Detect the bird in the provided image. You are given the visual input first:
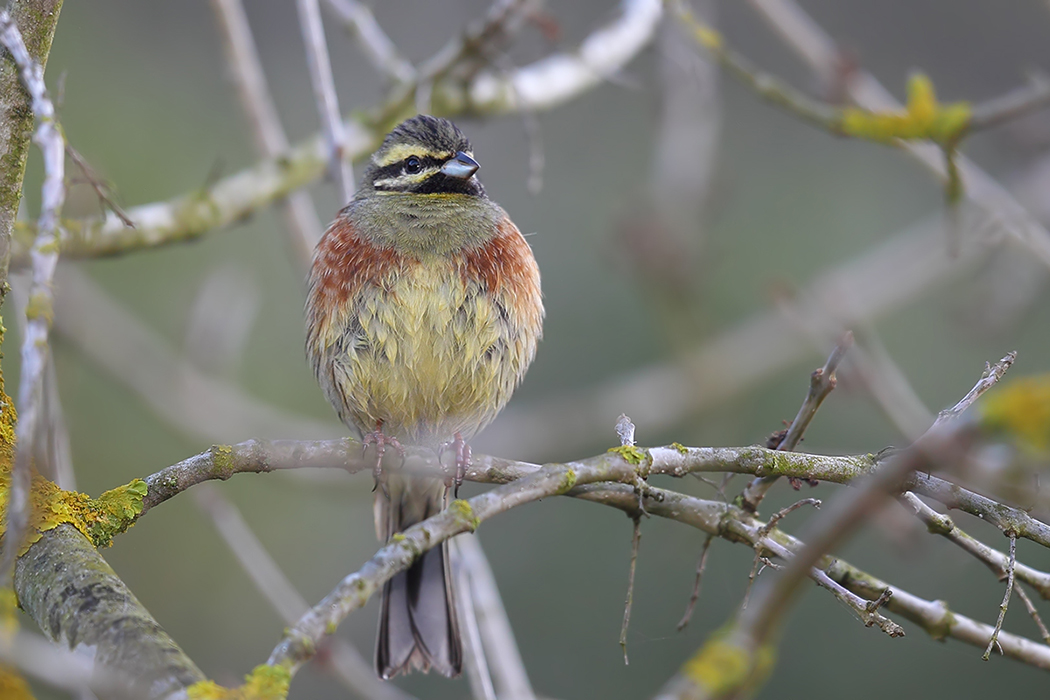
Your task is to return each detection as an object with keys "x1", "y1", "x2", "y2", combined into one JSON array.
[{"x1": 304, "y1": 115, "x2": 544, "y2": 679}]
